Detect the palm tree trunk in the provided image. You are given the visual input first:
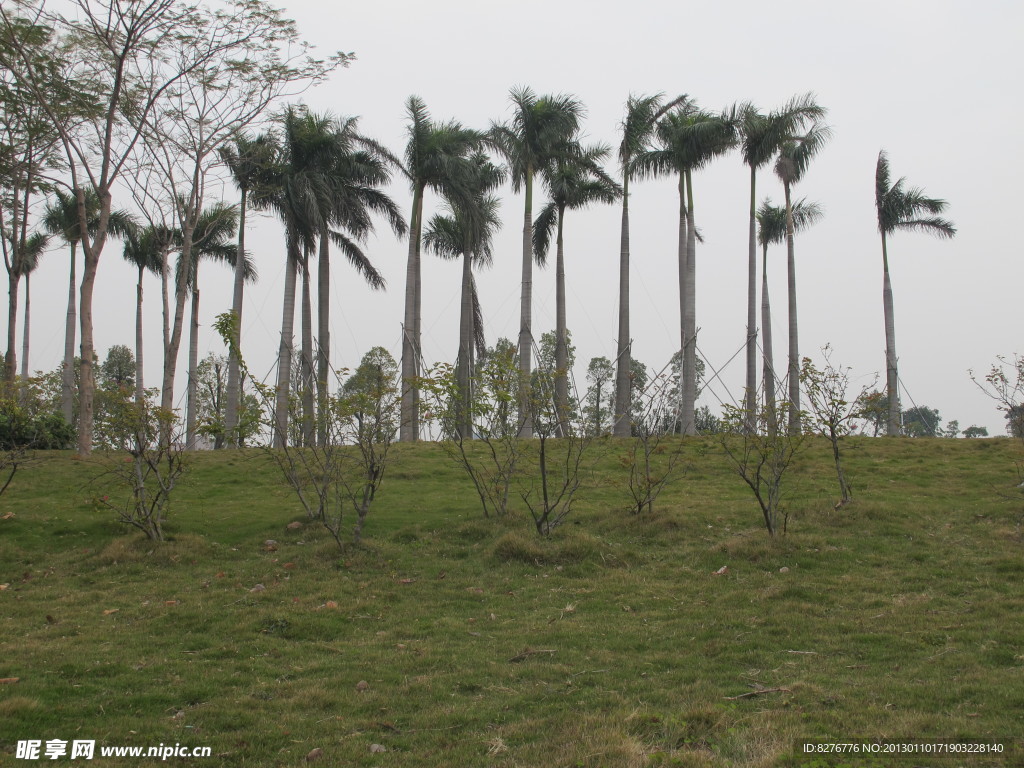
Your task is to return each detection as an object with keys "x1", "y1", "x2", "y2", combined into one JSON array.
[
  {"x1": 761, "y1": 242, "x2": 777, "y2": 434},
  {"x1": 75, "y1": 185, "x2": 111, "y2": 456},
  {"x1": 456, "y1": 245, "x2": 474, "y2": 439},
  {"x1": 5, "y1": 272, "x2": 20, "y2": 382},
  {"x1": 135, "y1": 264, "x2": 145, "y2": 406},
  {"x1": 784, "y1": 180, "x2": 801, "y2": 433},
  {"x1": 185, "y1": 280, "x2": 200, "y2": 450},
  {"x1": 554, "y1": 204, "x2": 569, "y2": 438},
  {"x1": 400, "y1": 184, "x2": 424, "y2": 442},
  {"x1": 300, "y1": 258, "x2": 315, "y2": 447},
  {"x1": 62, "y1": 244, "x2": 78, "y2": 423},
  {"x1": 274, "y1": 234, "x2": 299, "y2": 448},
  {"x1": 517, "y1": 165, "x2": 535, "y2": 438},
  {"x1": 224, "y1": 188, "x2": 247, "y2": 448},
  {"x1": 744, "y1": 166, "x2": 758, "y2": 430},
  {"x1": 613, "y1": 172, "x2": 632, "y2": 437},
  {"x1": 161, "y1": 247, "x2": 171, "y2": 366},
  {"x1": 20, "y1": 272, "x2": 30, "y2": 383},
  {"x1": 681, "y1": 171, "x2": 698, "y2": 436},
  {"x1": 316, "y1": 225, "x2": 330, "y2": 447},
  {"x1": 881, "y1": 231, "x2": 900, "y2": 436}
]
